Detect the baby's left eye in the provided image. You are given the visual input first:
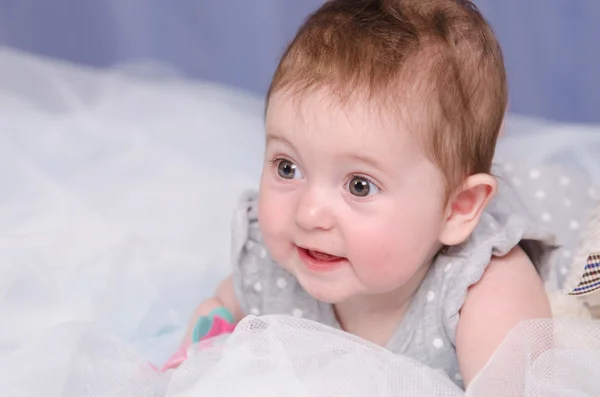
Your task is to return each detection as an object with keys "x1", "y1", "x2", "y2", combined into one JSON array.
[{"x1": 347, "y1": 176, "x2": 380, "y2": 197}]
